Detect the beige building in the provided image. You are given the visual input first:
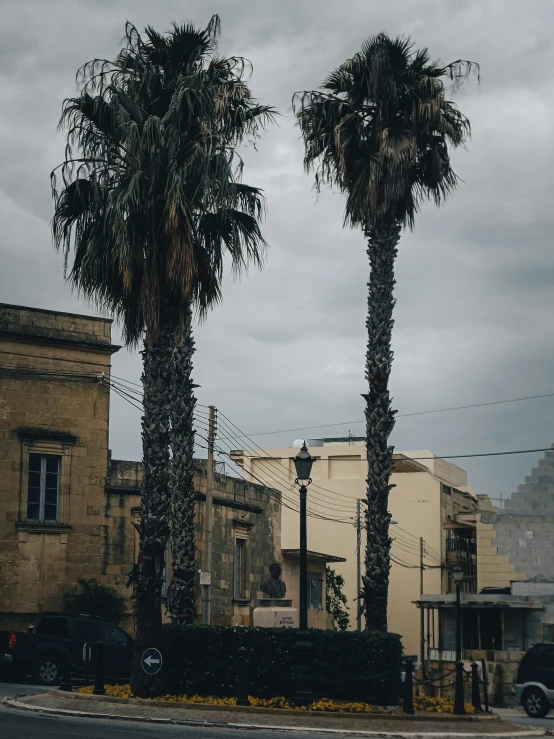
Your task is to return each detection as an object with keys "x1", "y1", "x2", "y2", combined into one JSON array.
[
  {"x1": 231, "y1": 438, "x2": 476, "y2": 655},
  {"x1": 0, "y1": 303, "x2": 282, "y2": 632}
]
